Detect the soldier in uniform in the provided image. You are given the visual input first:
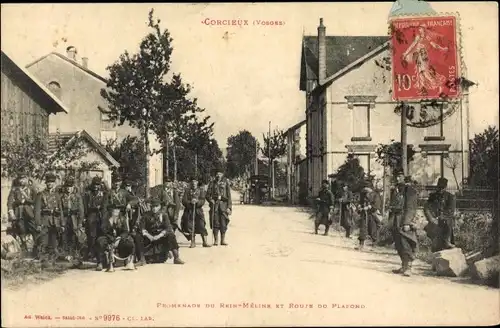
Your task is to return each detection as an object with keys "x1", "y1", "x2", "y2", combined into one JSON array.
[
  {"x1": 141, "y1": 199, "x2": 185, "y2": 264},
  {"x1": 206, "y1": 167, "x2": 232, "y2": 246},
  {"x1": 390, "y1": 173, "x2": 419, "y2": 276},
  {"x1": 424, "y1": 177, "x2": 457, "y2": 252},
  {"x1": 104, "y1": 176, "x2": 145, "y2": 266},
  {"x1": 83, "y1": 176, "x2": 106, "y2": 261},
  {"x1": 34, "y1": 173, "x2": 64, "y2": 267},
  {"x1": 60, "y1": 175, "x2": 86, "y2": 265},
  {"x1": 7, "y1": 171, "x2": 38, "y2": 253},
  {"x1": 181, "y1": 176, "x2": 211, "y2": 248},
  {"x1": 338, "y1": 183, "x2": 354, "y2": 239},
  {"x1": 356, "y1": 181, "x2": 383, "y2": 251},
  {"x1": 95, "y1": 203, "x2": 136, "y2": 272},
  {"x1": 314, "y1": 180, "x2": 335, "y2": 236},
  {"x1": 159, "y1": 178, "x2": 182, "y2": 233}
]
